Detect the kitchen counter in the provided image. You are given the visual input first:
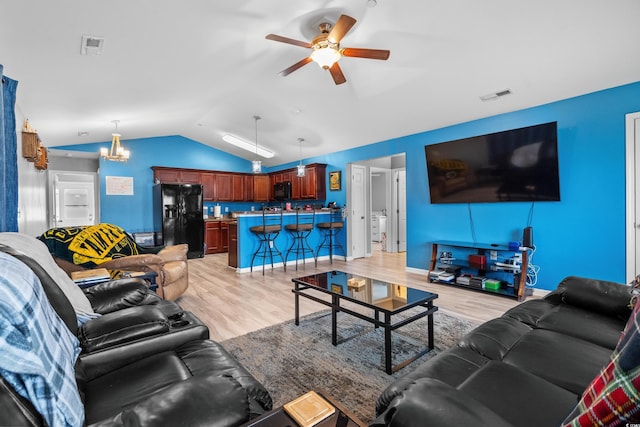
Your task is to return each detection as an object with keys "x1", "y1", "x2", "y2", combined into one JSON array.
[
  {"x1": 229, "y1": 208, "x2": 335, "y2": 218},
  {"x1": 230, "y1": 209, "x2": 346, "y2": 272},
  {"x1": 204, "y1": 217, "x2": 236, "y2": 223}
]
